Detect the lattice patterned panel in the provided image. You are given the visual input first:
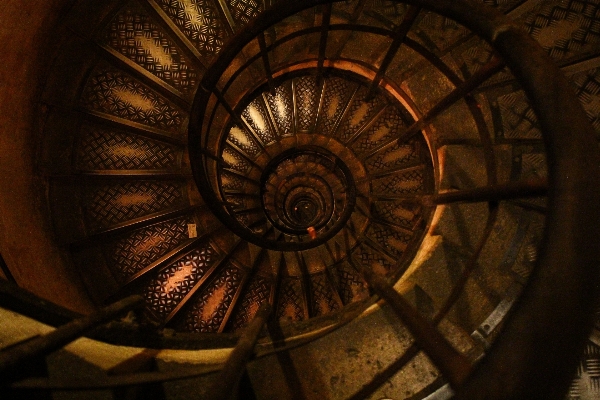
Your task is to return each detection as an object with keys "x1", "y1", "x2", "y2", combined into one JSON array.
[
  {"x1": 184, "y1": 263, "x2": 243, "y2": 332},
  {"x1": 145, "y1": 244, "x2": 217, "y2": 320},
  {"x1": 265, "y1": 82, "x2": 294, "y2": 135},
  {"x1": 294, "y1": 76, "x2": 319, "y2": 132},
  {"x1": 351, "y1": 106, "x2": 405, "y2": 154},
  {"x1": 227, "y1": 126, "x2": 261, "y2": 157},
  {"x1": 521, "y1": 152, "x2": 547, "y2": 180},
  {"x1": 276, "y1": 277, "x2": 306, "y2": 322},
  {"x1": 316, "y1": 76, "x2": 356, "y2": 136},
  {"x1": 156, "y1": 0, "x2": 228, "y2": 58},
  {"x1": 567, "y1": 342, "x2": 600, "y2": 399},
  {"x1": 227, "y1": 273, "x2": 271, "y2": 331},
  {"x1": 105, "y1": 216, "x2": 193, "y2": 283},
  {"x1": 84, "y1": 181, "x2": 185, "y2": 232},
  {"x1": 368, "y1": 223, "x2": 413, "y2": 257},
  {"x1": 222, "y1": 145, "x2": 251, "y2": 173},
  {"x1": 335, "y1": 87, "x2": 385, "y2": 143},
  {"x1": 572, "y1": 67, "x2": 600, "y2": 136},
  {"x1": 414, "y1": 11, "x2": 471, "y2": 53},
  {"x1": 524, "y1": 0, "x2": 600, "y2": 62},
  {"x1": 242, "y1": 98, "x2": 277, "y2": 144},
  {"x1": 310, "y1": 273, "x2": 341, "y2": 317},
  {"x1": 372, "y1": 200, "x2": 417, "y2": 230},
  {"x1": 81, "y1": 64, "x2": 185, "y2": 134},
  {"x1": 226, "y1": 0, "x2": 263, "y2": 27},
  {"x1": 220, "y1": 170, "x2": 246, "y2": 191},
  {"x1": 497, "y1": 91, "x2": 542, "y2": 140},
  {"x1": 364, "y1": 140, "x2": 421, "y2": 174},
  {"x1": 331, "y1": 262, "x2": 369, "y2": 305},
  {"x1": 371, "y1": 169, "x2": 425, "y2": 196},
  {"x1": 369, "y1": 1, "x2": 411, "y2": 26},
  {"x1": 102, "y1": 4, "x2": 198, "y2": 94},
  {"x1": 354, "y1": 243, "x2": 394, "y2": 276},
  {"x1": 75, "y1": 124, "x2": 180, "y2": 171}
]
